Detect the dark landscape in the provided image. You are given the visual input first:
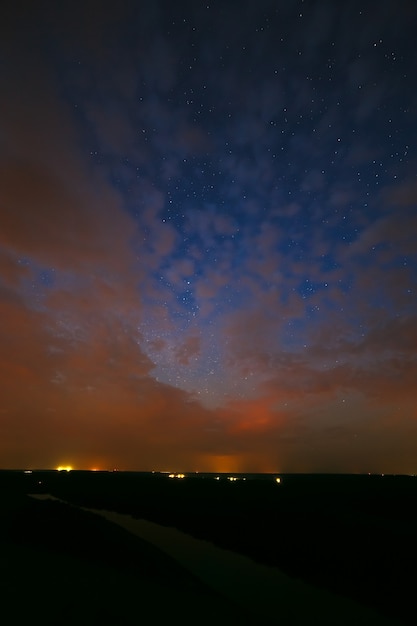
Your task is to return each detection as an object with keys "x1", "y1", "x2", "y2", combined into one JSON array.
[{"x1": 1, "y1": 470, "x2": 415, "y2": 624}]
